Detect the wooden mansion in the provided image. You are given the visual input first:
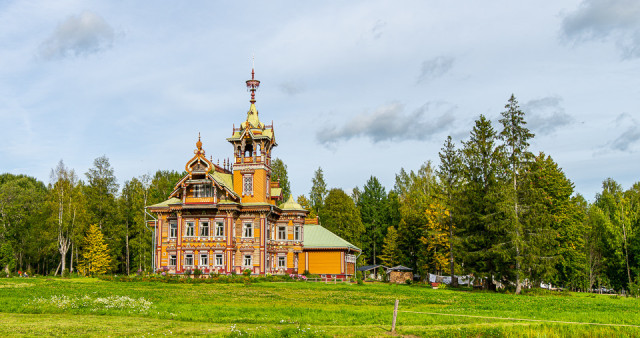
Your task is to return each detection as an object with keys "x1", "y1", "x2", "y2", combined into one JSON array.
[{"x1": 148, "y1": 69, "x2": 360, "y2": 278}]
